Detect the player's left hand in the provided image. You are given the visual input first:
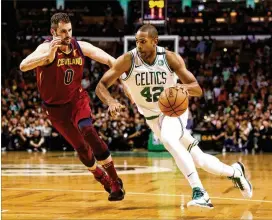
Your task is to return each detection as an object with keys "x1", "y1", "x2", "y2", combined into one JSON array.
[
  {"x1": 108, "y1": 101, "x2": 125, "y2": 118},
  {"x1": 175, "y1": 83, "x2": 189, "y2": 96}
]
